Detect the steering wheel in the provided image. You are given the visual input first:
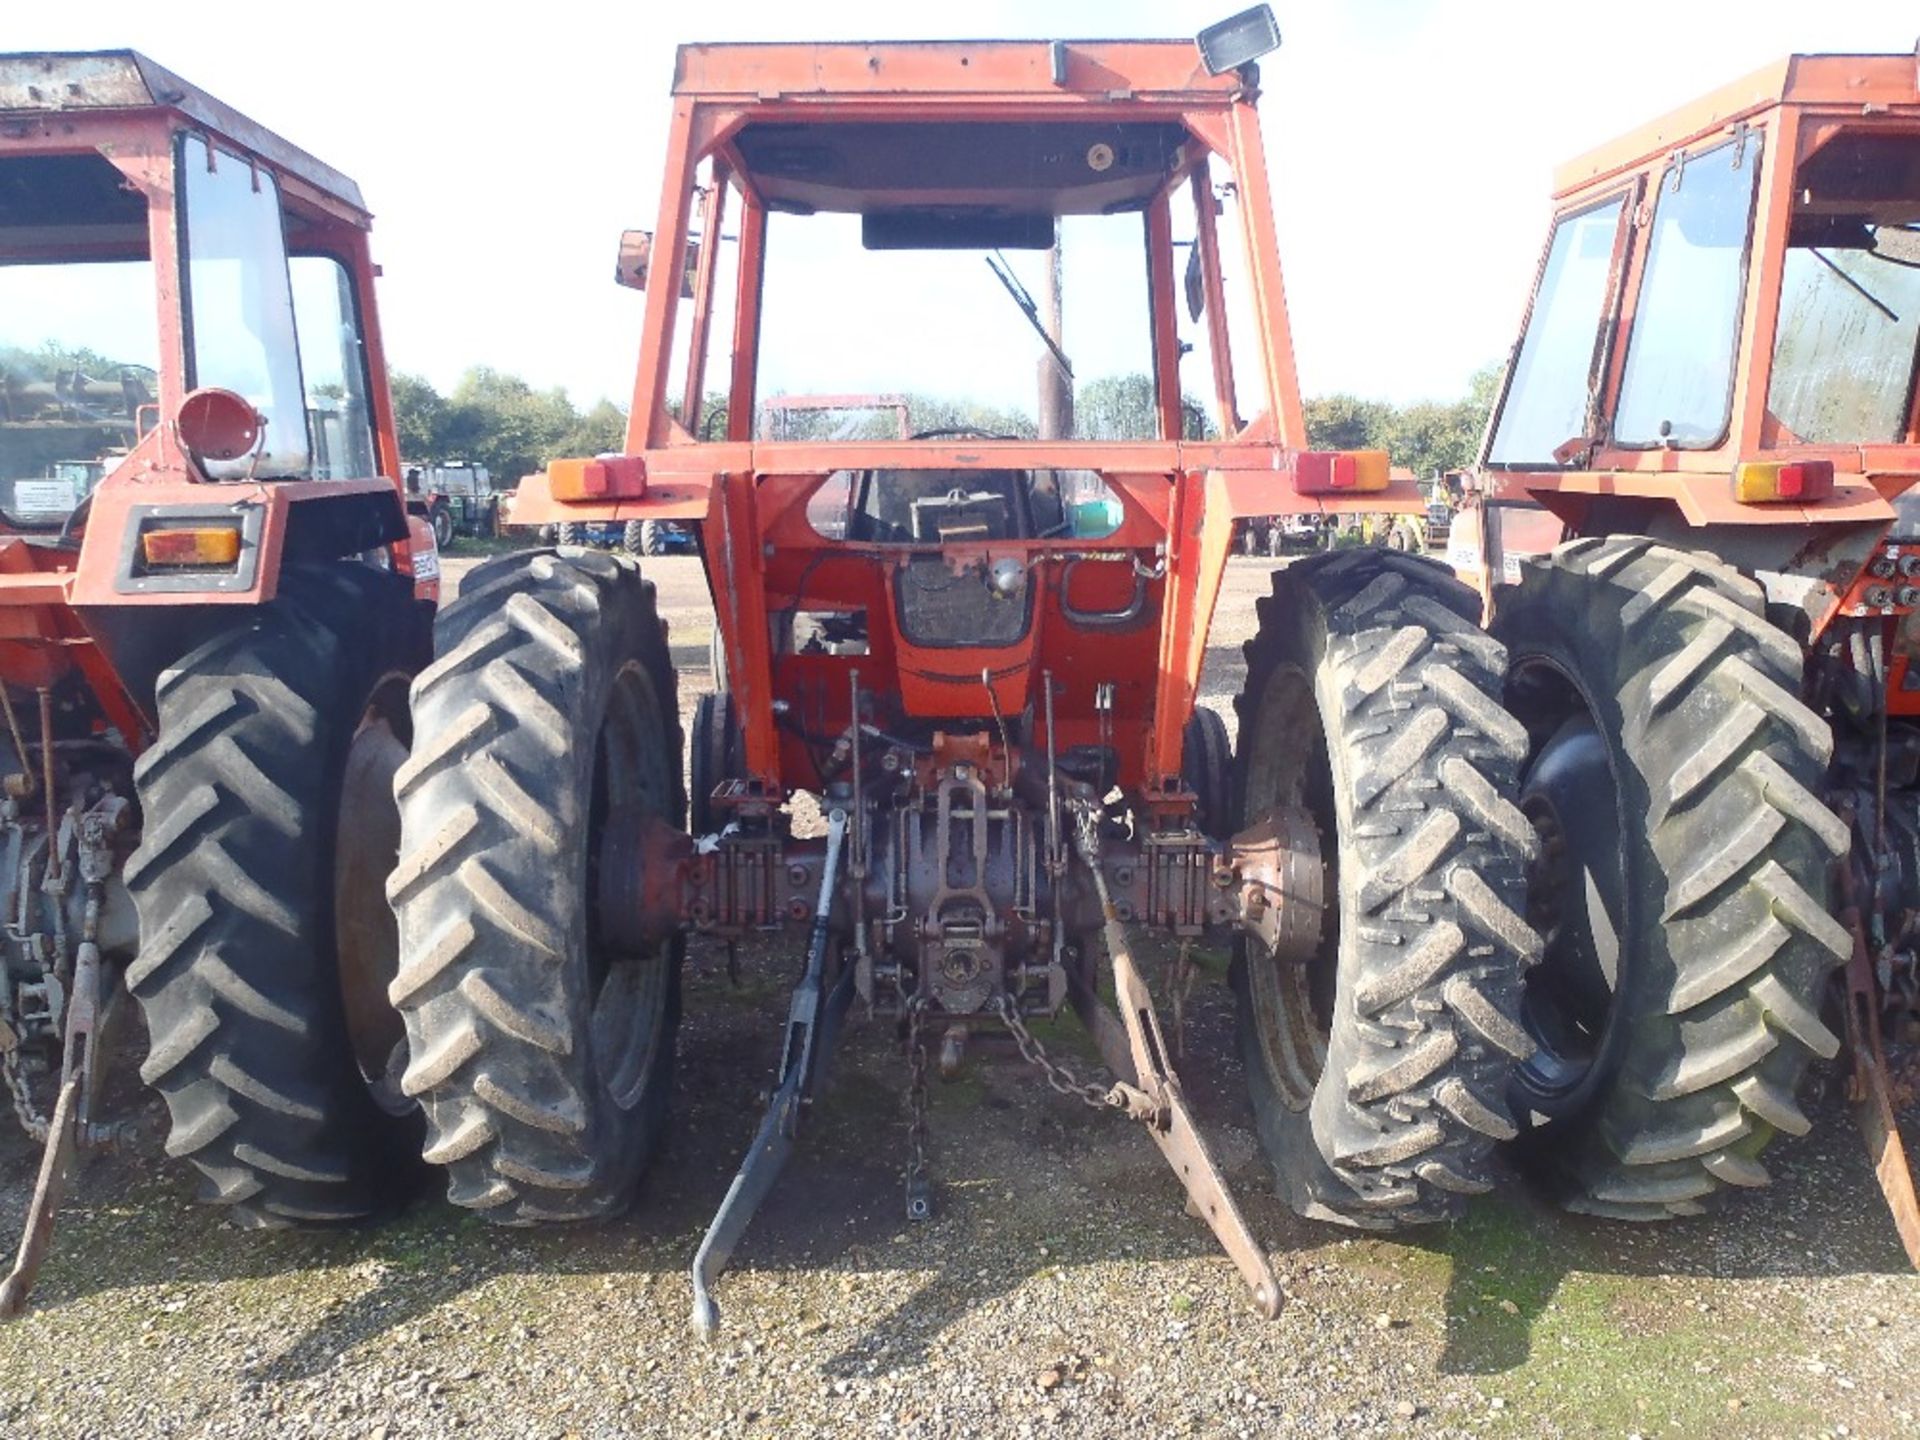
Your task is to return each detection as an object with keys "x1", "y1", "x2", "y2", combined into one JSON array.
[{"x1": 910, "y1": 426, "x2": 1017, "y2": 442}]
